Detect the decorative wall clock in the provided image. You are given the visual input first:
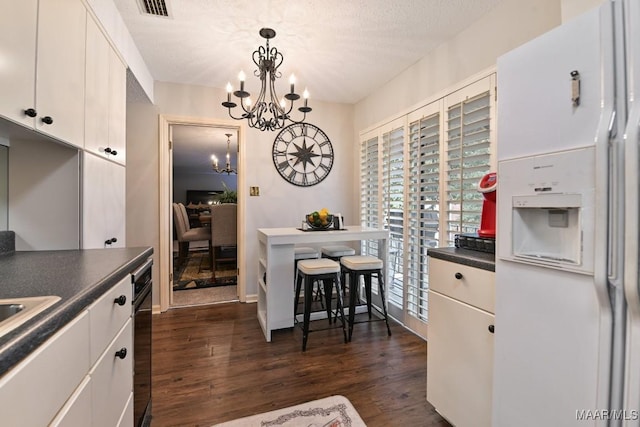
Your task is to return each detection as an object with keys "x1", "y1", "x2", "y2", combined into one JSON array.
[{"x1": 272, "y1": 122, "x2": 334, "y2": 187}]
